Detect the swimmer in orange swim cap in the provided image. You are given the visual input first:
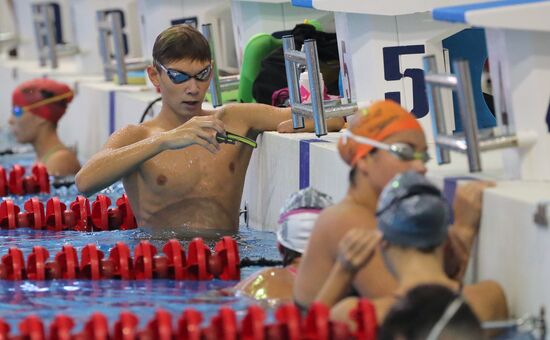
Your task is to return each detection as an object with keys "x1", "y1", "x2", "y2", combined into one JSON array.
[
  {"x1": 10, "y1": 78, "x2": 81, "y2": 176},
  {"x1": 293, "y1": 100, "x2": 495, "y2": 310}
]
